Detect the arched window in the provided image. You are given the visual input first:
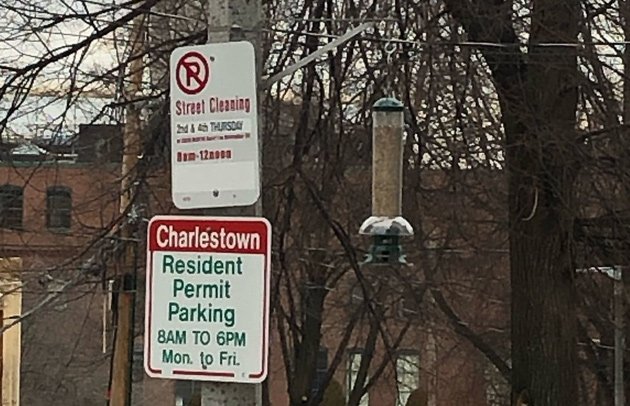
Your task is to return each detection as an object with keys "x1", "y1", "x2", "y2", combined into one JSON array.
[
  {"x1": 46, "y1": 186, "x2": 72, "y2": 230},
  {"x1": 0, "y1": 185, "x2": 23, "y2": 229}
]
